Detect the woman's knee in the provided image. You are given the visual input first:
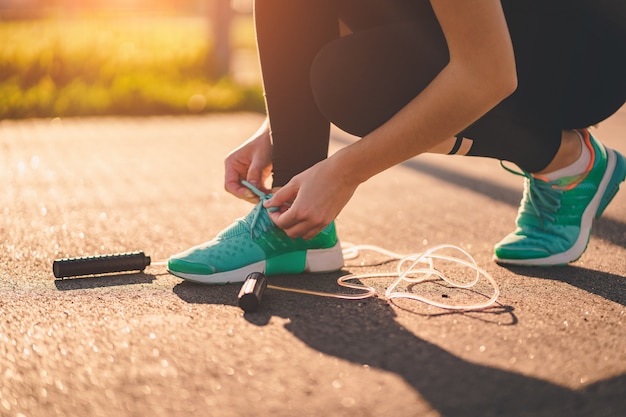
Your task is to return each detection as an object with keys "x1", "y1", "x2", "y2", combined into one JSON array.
[{"x1": 310, "y1": 40, "x2": 363, "y2": 134}]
